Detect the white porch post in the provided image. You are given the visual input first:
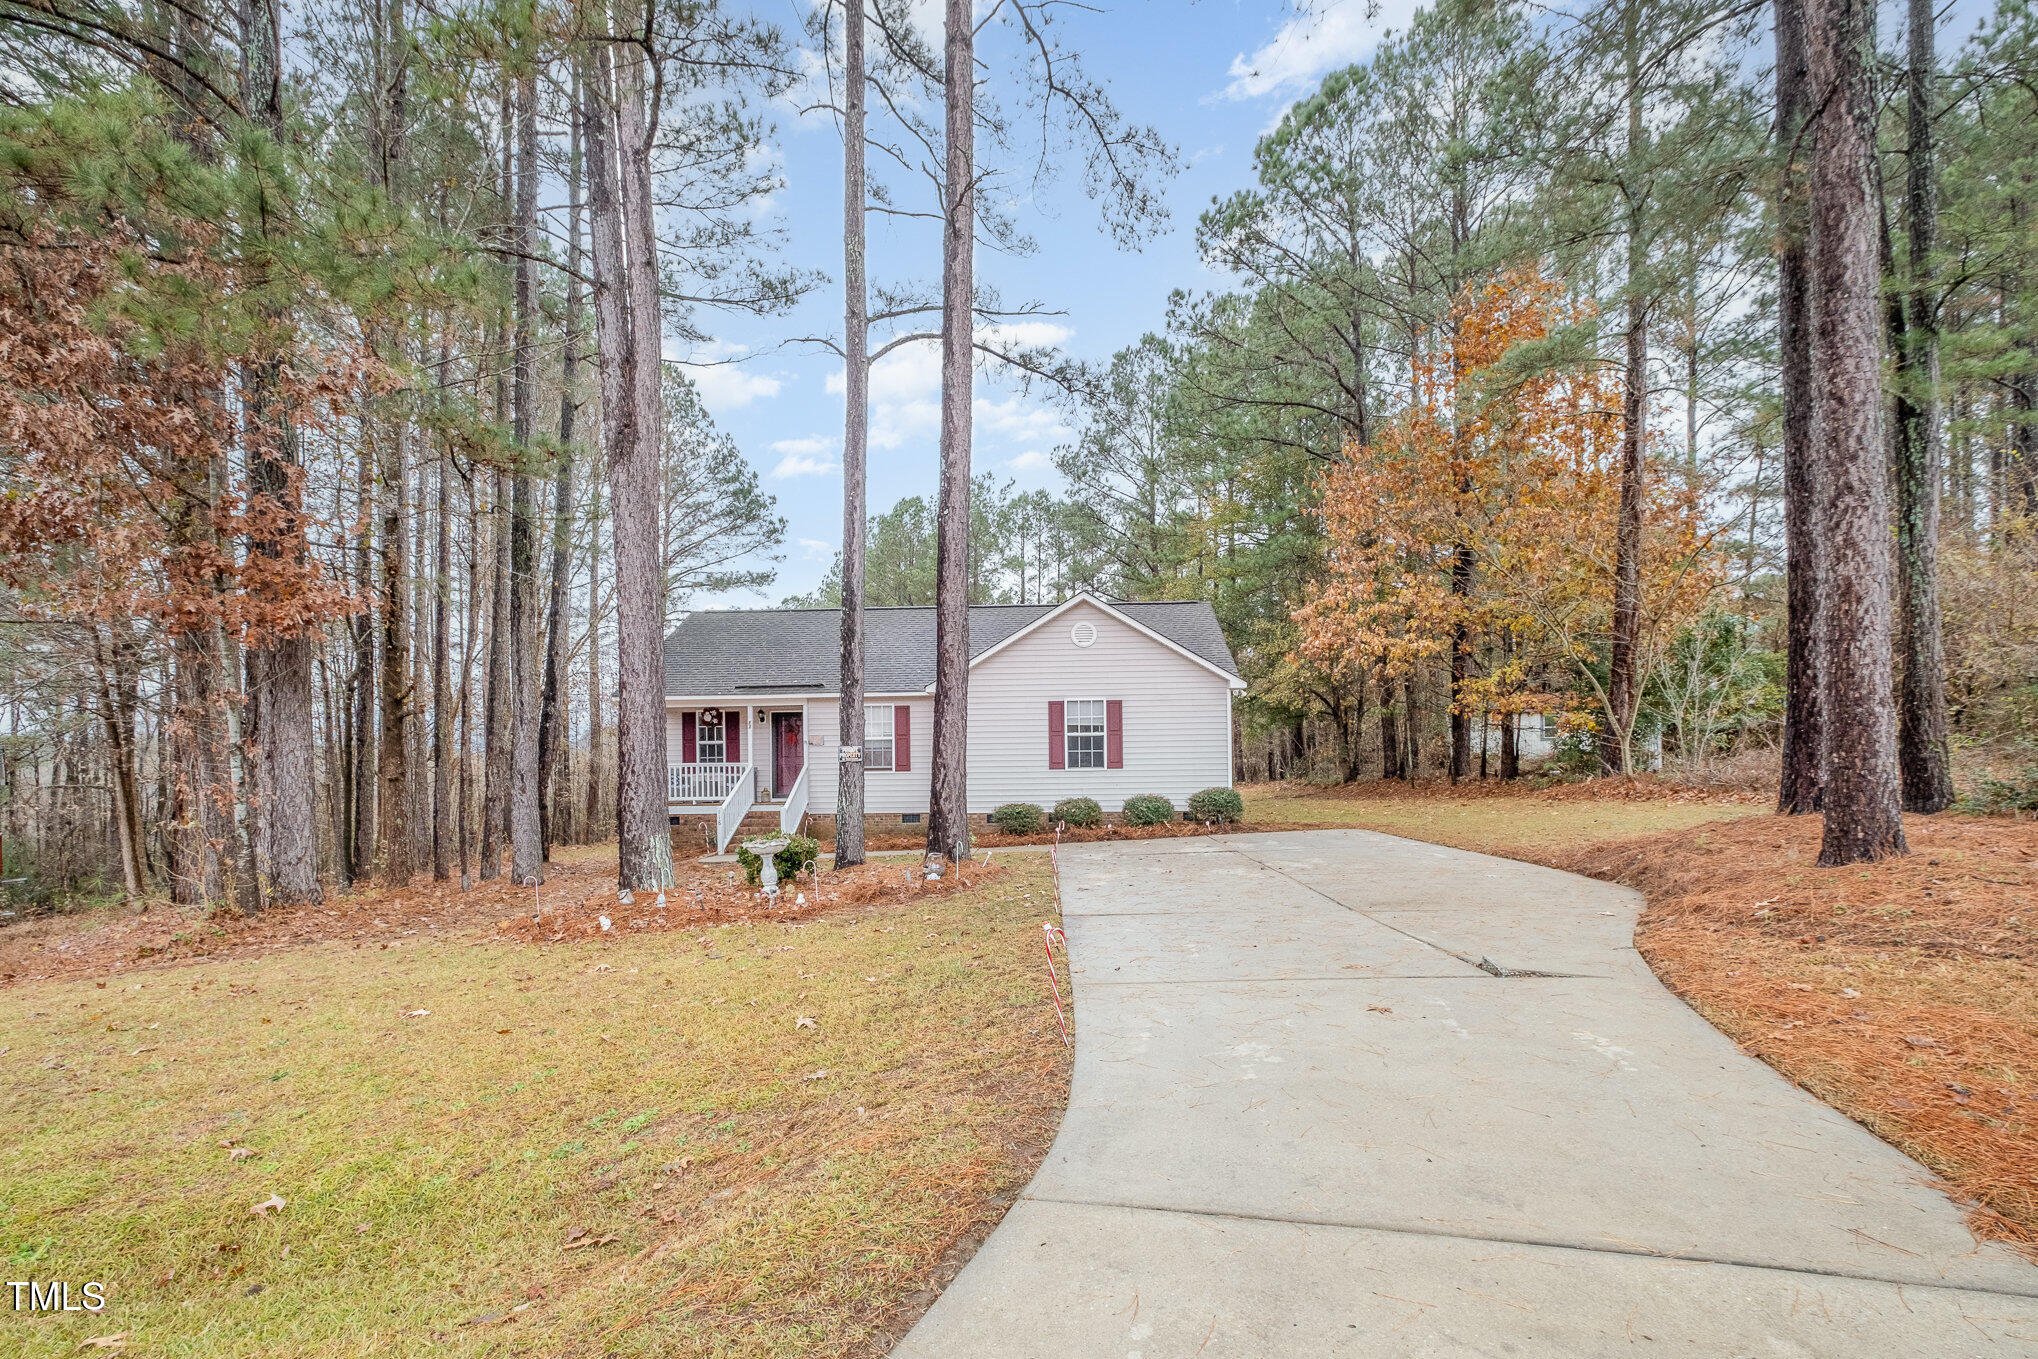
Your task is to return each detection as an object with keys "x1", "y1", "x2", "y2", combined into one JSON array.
[{"x1": 748, "y1": 704, "x2": 758, "y2": 794}]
